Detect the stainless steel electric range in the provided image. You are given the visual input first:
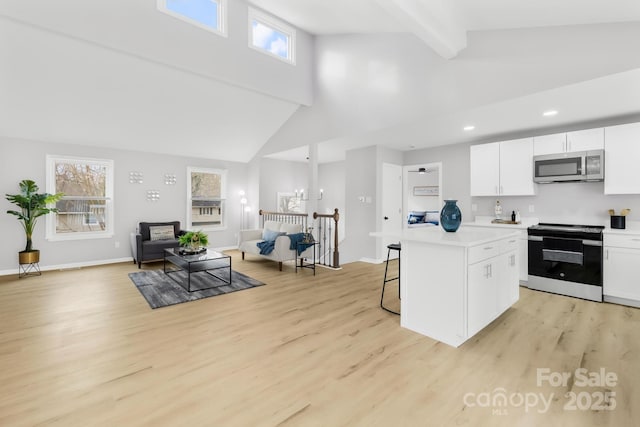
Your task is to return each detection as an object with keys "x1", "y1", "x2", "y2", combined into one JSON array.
[{"x1": 527, "y1": 223, "x2": 604, "y2": 302}]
